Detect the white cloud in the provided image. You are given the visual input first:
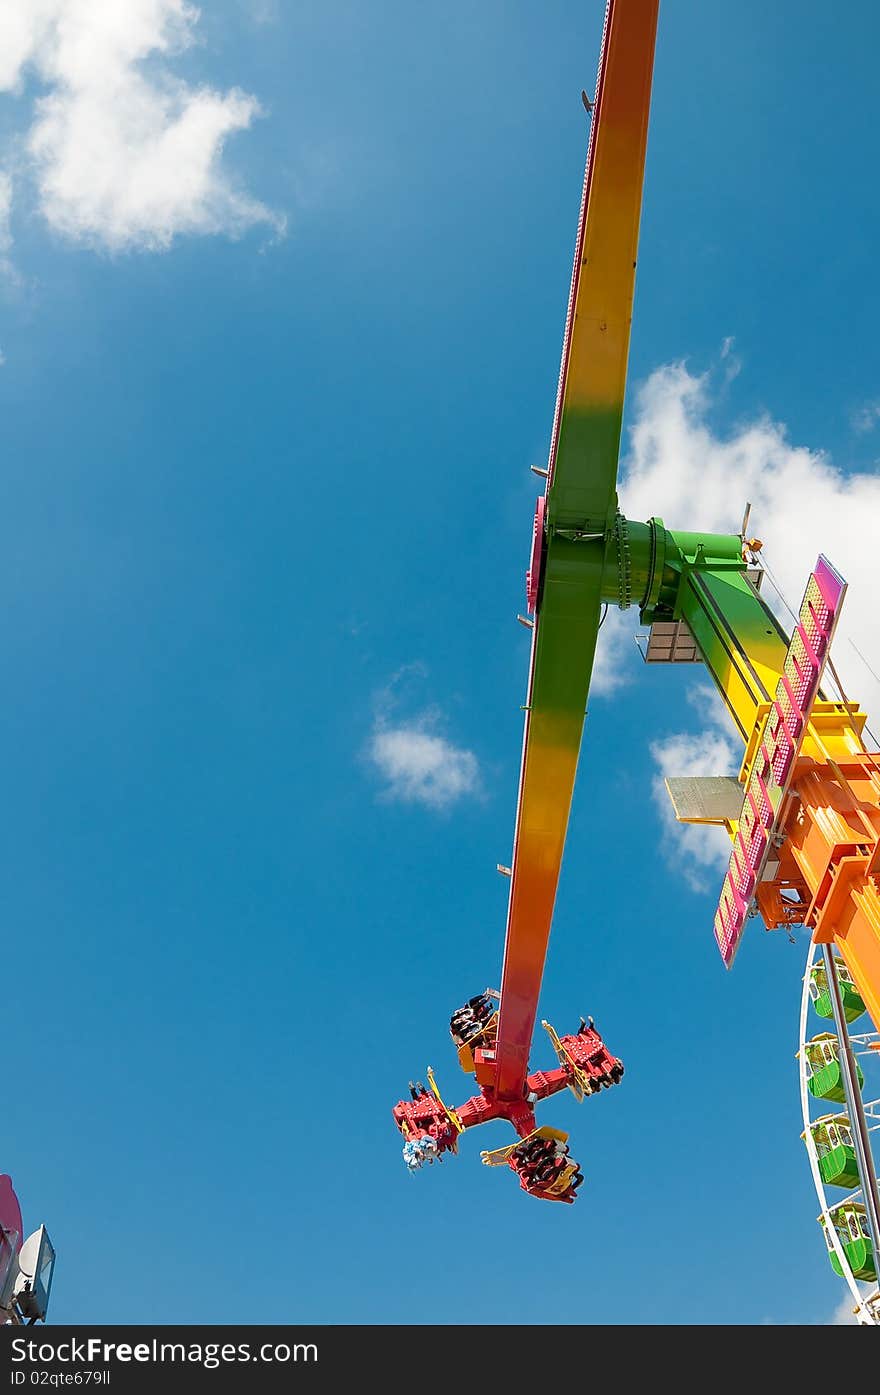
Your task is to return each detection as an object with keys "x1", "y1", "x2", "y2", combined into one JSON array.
[
  {"x1": 0, "y1": 170, "x2": 16, "y2": 282},
  {"x1": 612, "y1": 352, "x2": 880, "y2": 888},
  {"x1": 851, "y1": 400, "x2": 880, "y2": 435},
  {"x1": 829, "y1": 1294, "x2": 860, "y2": 1325},
  {"x1": 719, "y1": 333, "x2": 741, "y2": 382},
  {"x1": 367, "y1": 668, "x2": 481, "y2": 810},
  {"x1": 589, "y1": 606, "x2": 635, "y2": 697},
  {"x1": 369, "y1": 718, "x2": 480, "y2": 810},
  {"x1": 619, "y1": 357, "x2": 880, "y2": 716},
  {"x1": 244, "y1": 0, "x2": 280, "y2": 24},
  {"x1": 649, "y1": 687, "x2": 739, "y2": 891},
  {"x1": 0, "y1": 1, "x2": 282, "y2": 252}
]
